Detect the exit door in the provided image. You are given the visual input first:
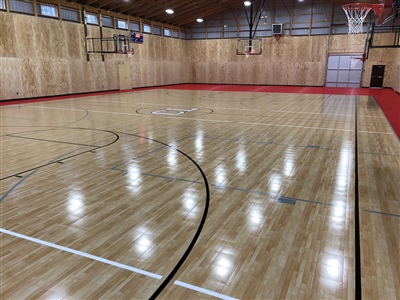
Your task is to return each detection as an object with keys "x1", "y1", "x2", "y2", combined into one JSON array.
[
  {"x1": 370, "y1": 65, "x2": 385, "y2": 88},
  {"x1": 118, "y1": 64, "x2": 131, "y2": 90}
]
